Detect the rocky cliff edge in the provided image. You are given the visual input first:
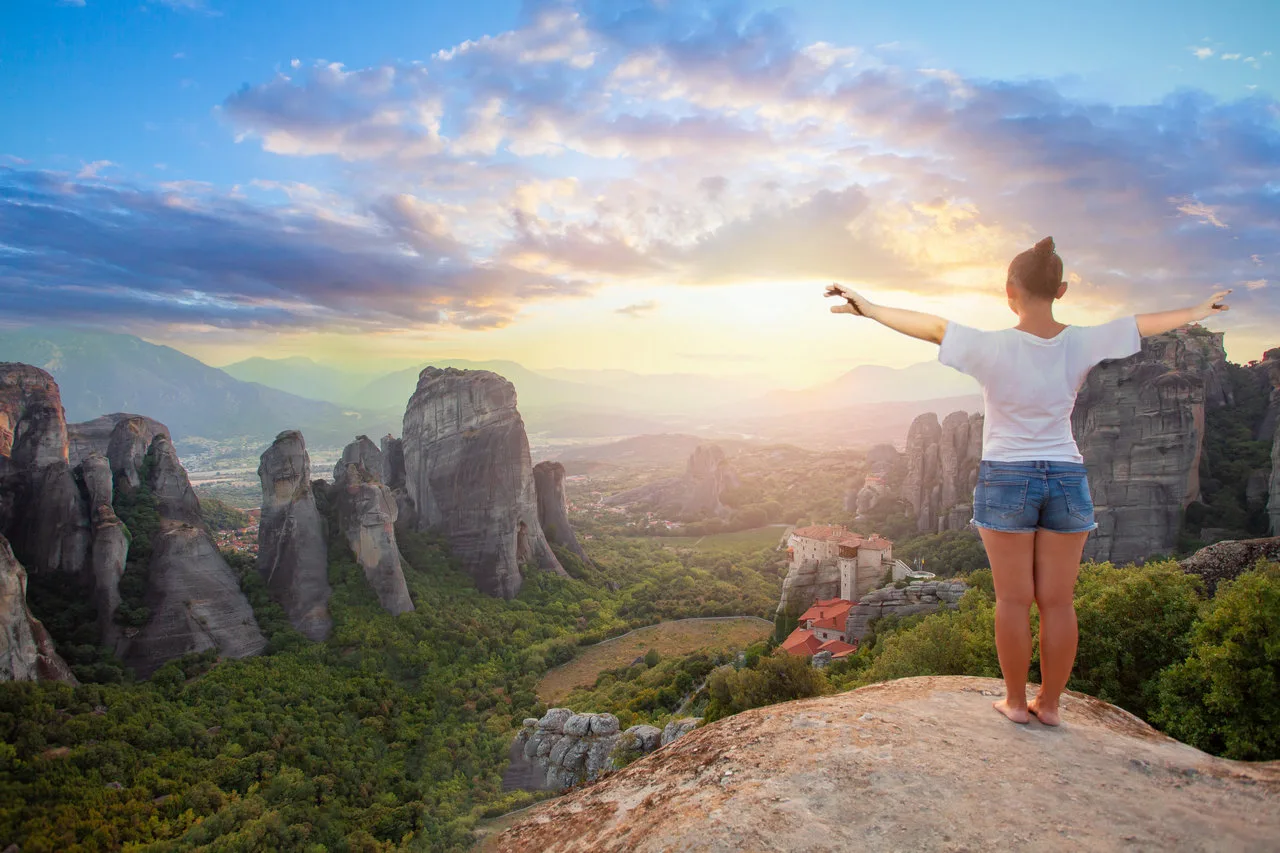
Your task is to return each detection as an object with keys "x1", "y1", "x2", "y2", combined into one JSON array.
[{"x1": 491, "y1": 676, "x2": 1279, "y2": 853}]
